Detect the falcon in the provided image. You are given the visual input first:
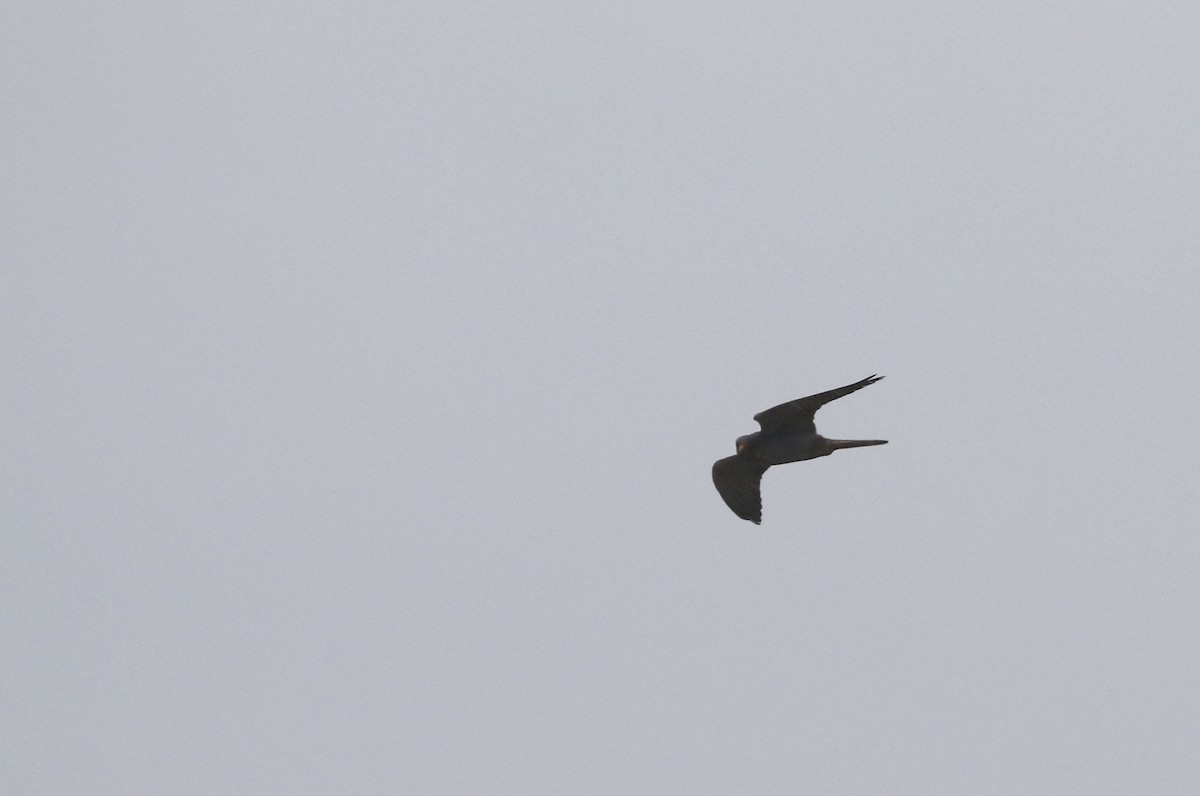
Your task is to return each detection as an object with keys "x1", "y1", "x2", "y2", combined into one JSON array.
[{"x1": 712, "y1": 375, "x2": 887, "y2": 524}]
